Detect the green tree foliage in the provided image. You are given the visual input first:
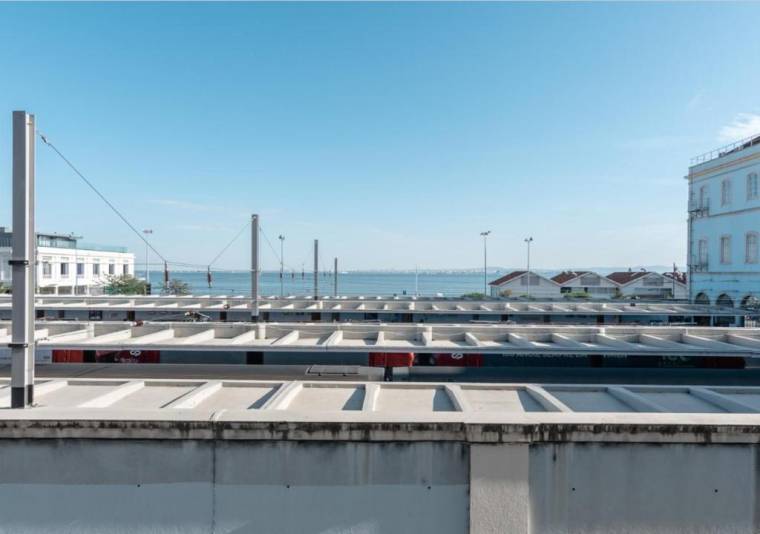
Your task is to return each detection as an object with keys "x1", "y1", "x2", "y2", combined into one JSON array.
[
  {"x1": 103, "y1": 275, "x2": 149, "y2": 295},
  {"x1": 162, "y1": 279, "x2": 190, "y2": 296}
]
